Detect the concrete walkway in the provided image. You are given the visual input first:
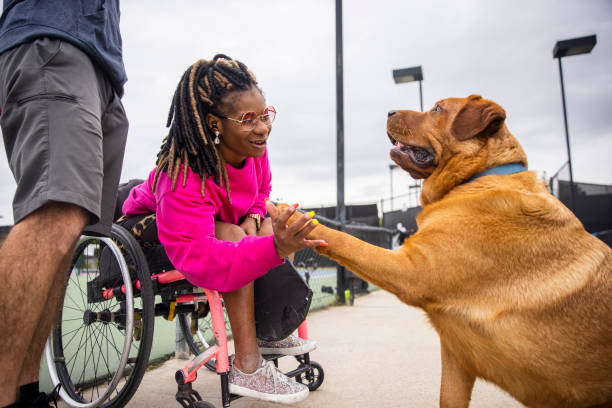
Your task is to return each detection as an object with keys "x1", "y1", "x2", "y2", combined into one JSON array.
[{"x1": 125, "y1": 290, "x2": 523, "y2": 407}]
